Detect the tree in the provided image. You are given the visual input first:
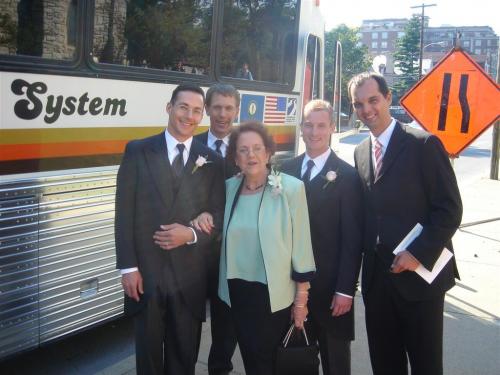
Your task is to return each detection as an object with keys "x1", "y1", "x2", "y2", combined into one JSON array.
[
  {"x1": 325, "y1": 25, "x2": 371, "y2": 113},
  {"x1": 392, "y1": 15, "x2": 421, "y2": 100}
]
